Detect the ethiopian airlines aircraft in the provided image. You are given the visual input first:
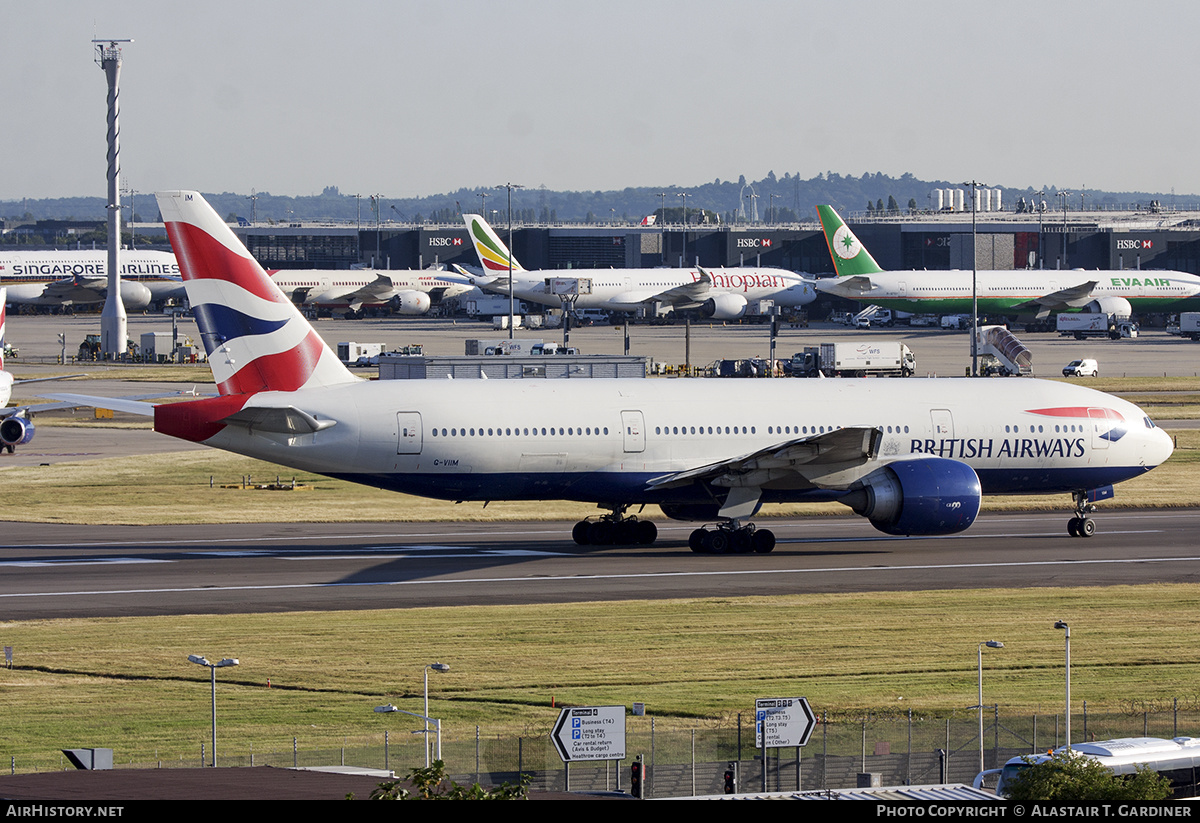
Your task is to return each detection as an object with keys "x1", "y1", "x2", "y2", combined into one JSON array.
[
  {"x1": 814, "y1": 206, "x2": 1200, "y2": 320},
  {"x1": 268, "y1": 269, "x2": 471, "y2": 316},
  {"x1": 459, "y1": 213, "x2": 815, "y2": 320},
  {"x1": 0, "y1": 249, "x2": 183, "y2": 309},
  {"x1": 59, "y1": 191, "x2": 1172, "y2": 547}
]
